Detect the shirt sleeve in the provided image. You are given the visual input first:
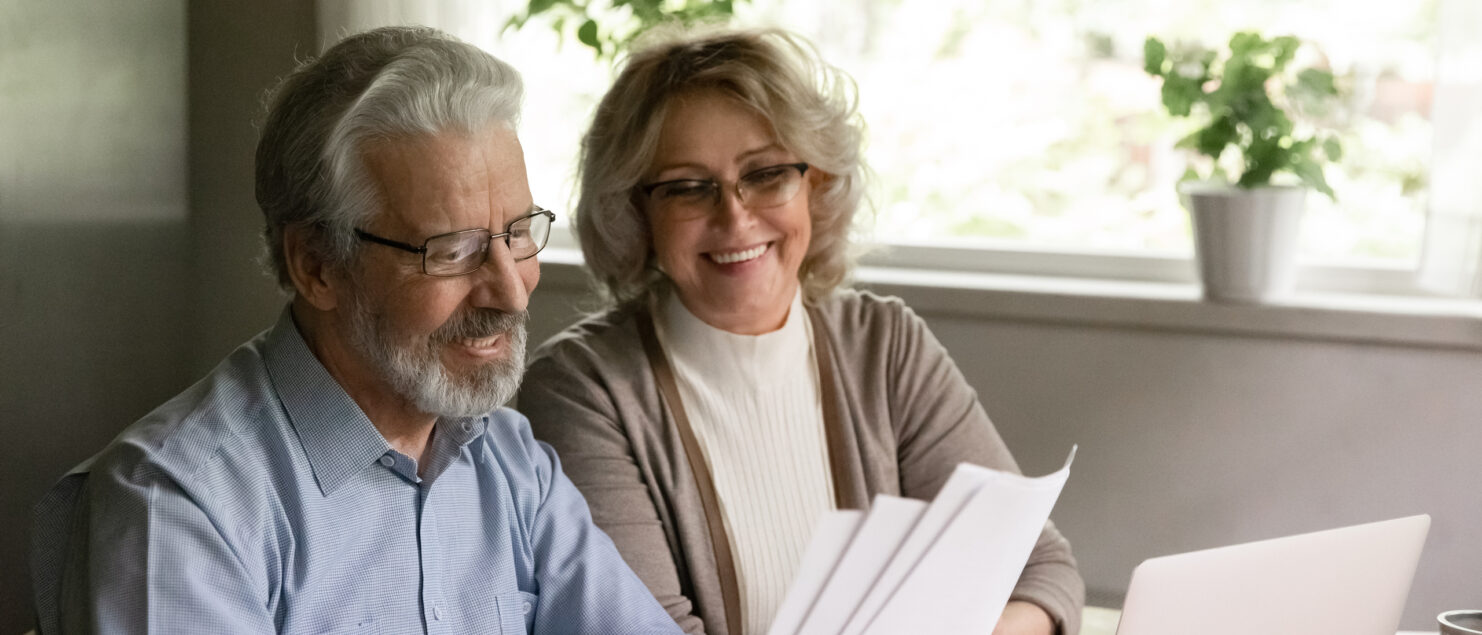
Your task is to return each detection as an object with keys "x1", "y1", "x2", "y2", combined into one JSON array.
[
  {"x1": 43, "y1": 456, "x2": 276, "y2": 634},
  {"x1": 520, "y1": 422, "x2": 684, "y2": 635},
  {"x1": 521, "y1": 347, "x2": 710, "y2": 634}
]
